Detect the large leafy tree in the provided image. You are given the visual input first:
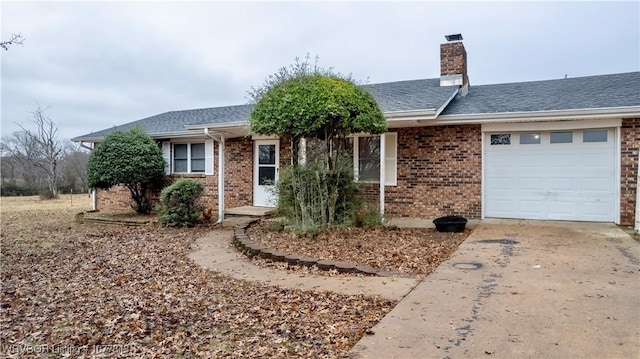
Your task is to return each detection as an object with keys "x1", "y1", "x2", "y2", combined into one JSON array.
[
  {"x1": 87, "y1": 128, "x2": 165, "y2": 214},
  {"x1": 249, "y1": 56, "x2": 386, "y2": 232},
  {"x1": 250, "y1": 56, "x2": 386, "y2": 163}
]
